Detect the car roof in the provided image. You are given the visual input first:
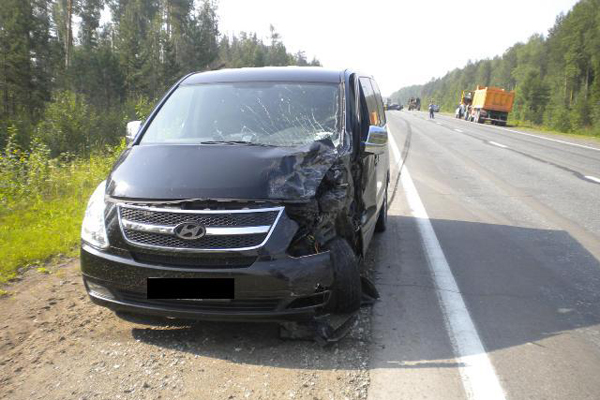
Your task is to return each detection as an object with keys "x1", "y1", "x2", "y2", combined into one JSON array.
[{"x1": 181, "y1": 67, "x2": 347, "y2": 85}]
